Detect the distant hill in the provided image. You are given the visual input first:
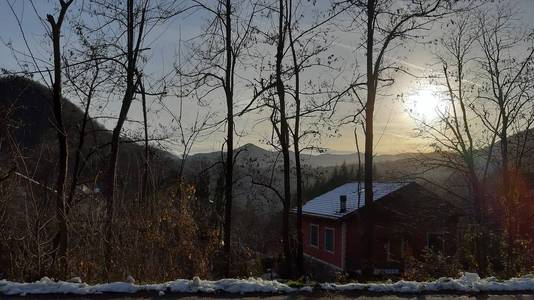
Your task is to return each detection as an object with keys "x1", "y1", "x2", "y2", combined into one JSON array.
[
  {"x1": 0, "y1": 76, "x2": 179, "y2": 190},
  {"x1": 189, "y1": 142, "x2": 418, "y2": 168},
  {"x1": 0, "y1": 75, "x2": 83, "y2": 149}
]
